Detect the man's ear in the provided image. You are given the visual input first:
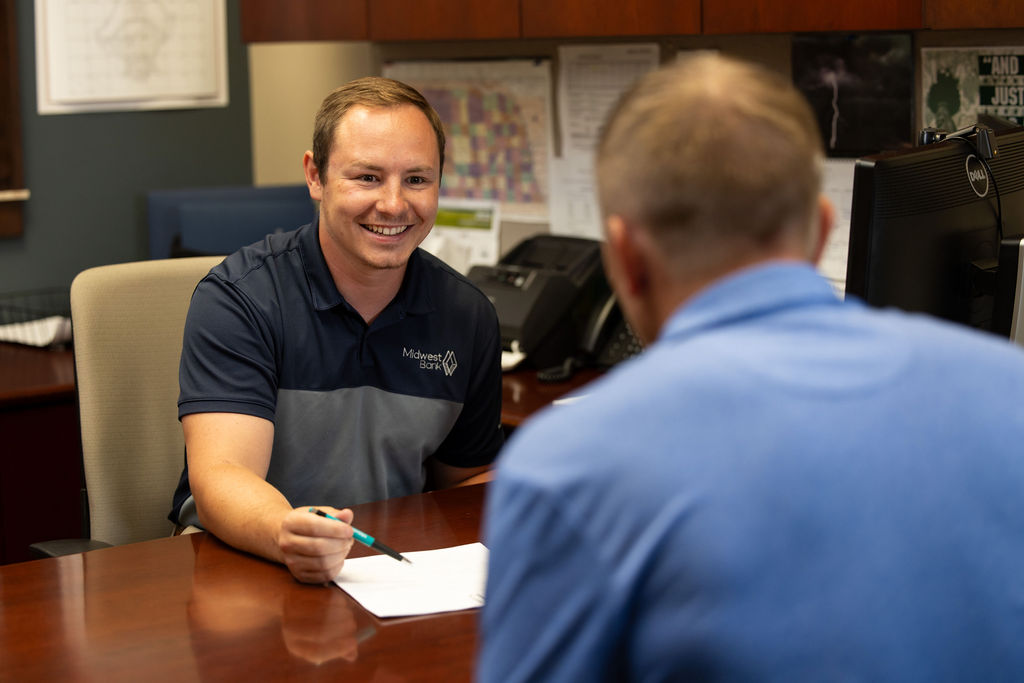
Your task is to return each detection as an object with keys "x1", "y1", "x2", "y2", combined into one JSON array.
[
  {"x1": 303, "y1": 151, "x2": 323, "y2": 202},
  {"x1": 604, "y1": 214, "x2": 650, "y2": 297},
  {"x1": 809, "y1": 194, "x2": 835, "y2": 264}
]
